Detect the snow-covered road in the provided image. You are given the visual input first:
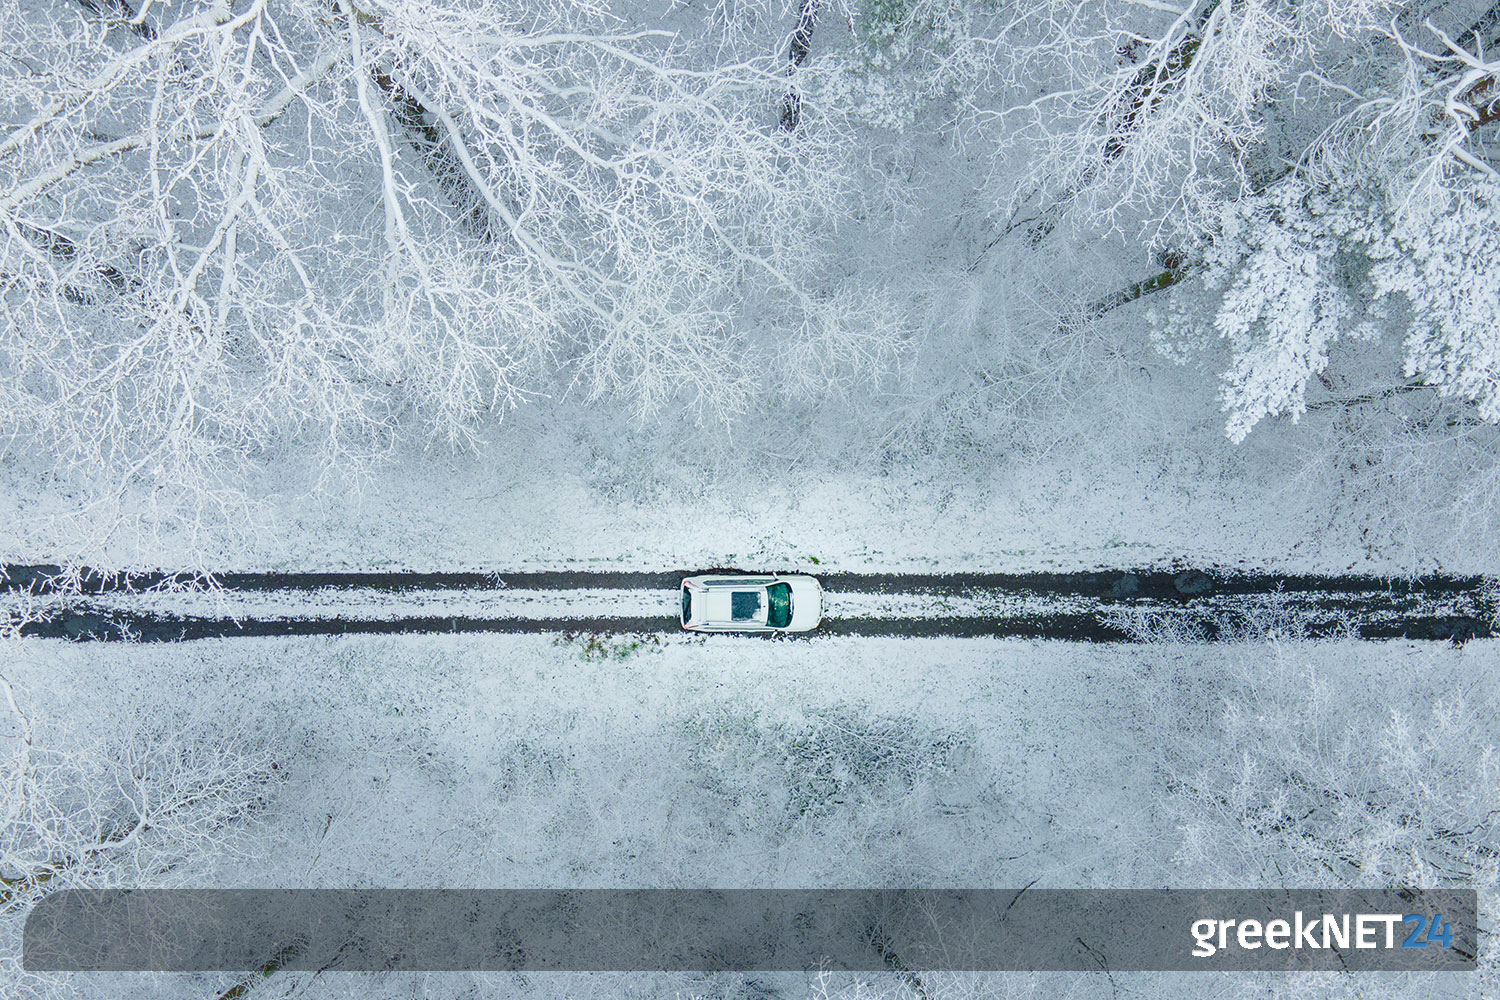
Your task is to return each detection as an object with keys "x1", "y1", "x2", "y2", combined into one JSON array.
[{"x1": 2, "y1": 566, "x2": 1492, "y2": 642}]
